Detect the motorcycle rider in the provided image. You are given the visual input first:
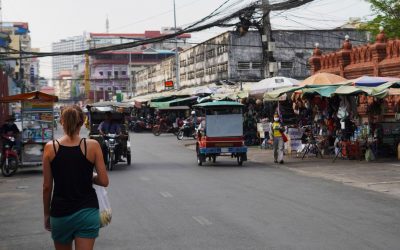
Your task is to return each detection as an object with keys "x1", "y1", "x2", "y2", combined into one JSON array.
[
  {"x1": 98, "y1": 111, "x2": 123, "y2": 163},
  {"x1": 0, "y1": 115, "x2": 21, "y2": 153}
]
